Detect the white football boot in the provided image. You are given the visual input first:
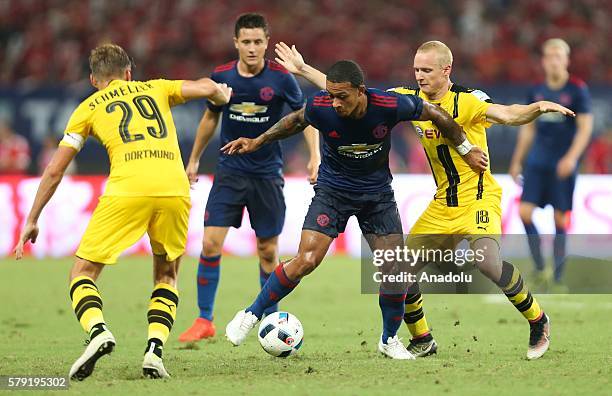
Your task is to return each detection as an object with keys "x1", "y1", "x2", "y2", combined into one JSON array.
[
  {"x1": 142, "y1": 352, "x2": 171, "y2": 379},
  {"x1": 527, "y1": 313, "x2": 551, "y2": 360},
  {"x1": 225, "y1": 310, "x2": 259, "y2": 346},
  {"x1": 378, "y1": 335, "x2": 416, "y2": 360},
  {"x1": 69, "y1": 329, "x2": 116, "y2": 381}
]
